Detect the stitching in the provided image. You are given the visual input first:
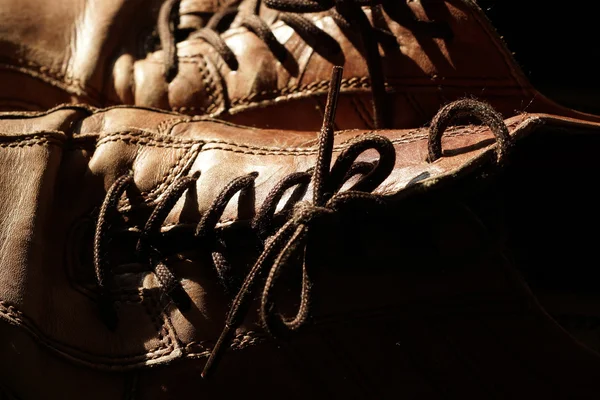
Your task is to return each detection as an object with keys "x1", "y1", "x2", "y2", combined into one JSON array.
[
  {"x1": 98, "y1": 136, "x2": 199, "y2": 149},
  {"x1": 0, "y1": 300, "x2": 172, "y2": 362},
  {"x1": 196, "y1": 56, "x2": 214, "y2": 114},
  {"x1": 95, "y1": 124, "x2": 498, "y2": 158},
  {"x1": 97, "y1": 130, "x2": 202, "y2": 148},
  {"x1": 230, "y1": 330, "x2": 266, "y2": 349},
  {"x1": 198, "y1": 55, "x2": 221, "y2": 114},
  {"x1": 0, "y1": 300, "x2": 267, "y2": 366},
  {"x1": 225, "y1": 84, "x2": 533, "y2": 116},
  {"x1": 140, "y1": 145, "x2": 197, "y2": 199},
  {"x1": 118, "y1": 144, "x2": 202, "y2": 211},
  {"x1": 209, "y1": 53, "x2": 227, "y2": 113},
  {"x1": 161, "y1": 301, "x2": 185, "y2": 351},
  {"x1": 0, "y1": 59, "x2": 103, "y2": 101},
  {"x1": 0, "y1": 137, "x2": 62, "y2": 148},
  {"x1": 0, "y1": 302, "x2": 25, "y2": 324},
  {"x1": 151, "y1": 294, "x2": 176, "y2": 353},
  {"x1": 196, "y1": 128, "x2": 498, "y2": 157},
  {"x1": 156, "y1": 118, "x2": 188, "y2": 134},
  {"x1": 141, "y1": 294, "x2": 170, "y2": 350},
  {"x1": 184, "y1": 330, "x2": 266, "y2": 355},
  {"x1": 12, "y1": 59, "x2": 85, "y2": 88},
  {"x1": 172, "y1": 106, "x2": 199, "y2": 113},
  {"x1": 230, "y1": 76, "x2": 370, "y2": 107},
  {"x1": 0, "y1": 130, "x2": 64, "y2": 142}
]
